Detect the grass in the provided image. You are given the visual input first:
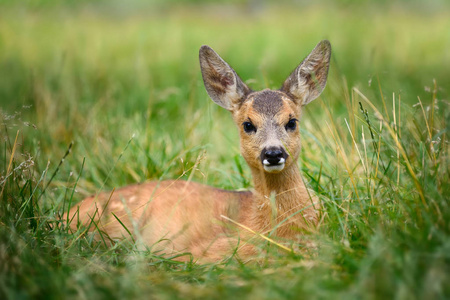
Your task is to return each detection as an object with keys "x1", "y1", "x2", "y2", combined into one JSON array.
[{"x1": 1, "y1": 1, "x2": 449, "y2": 299}]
